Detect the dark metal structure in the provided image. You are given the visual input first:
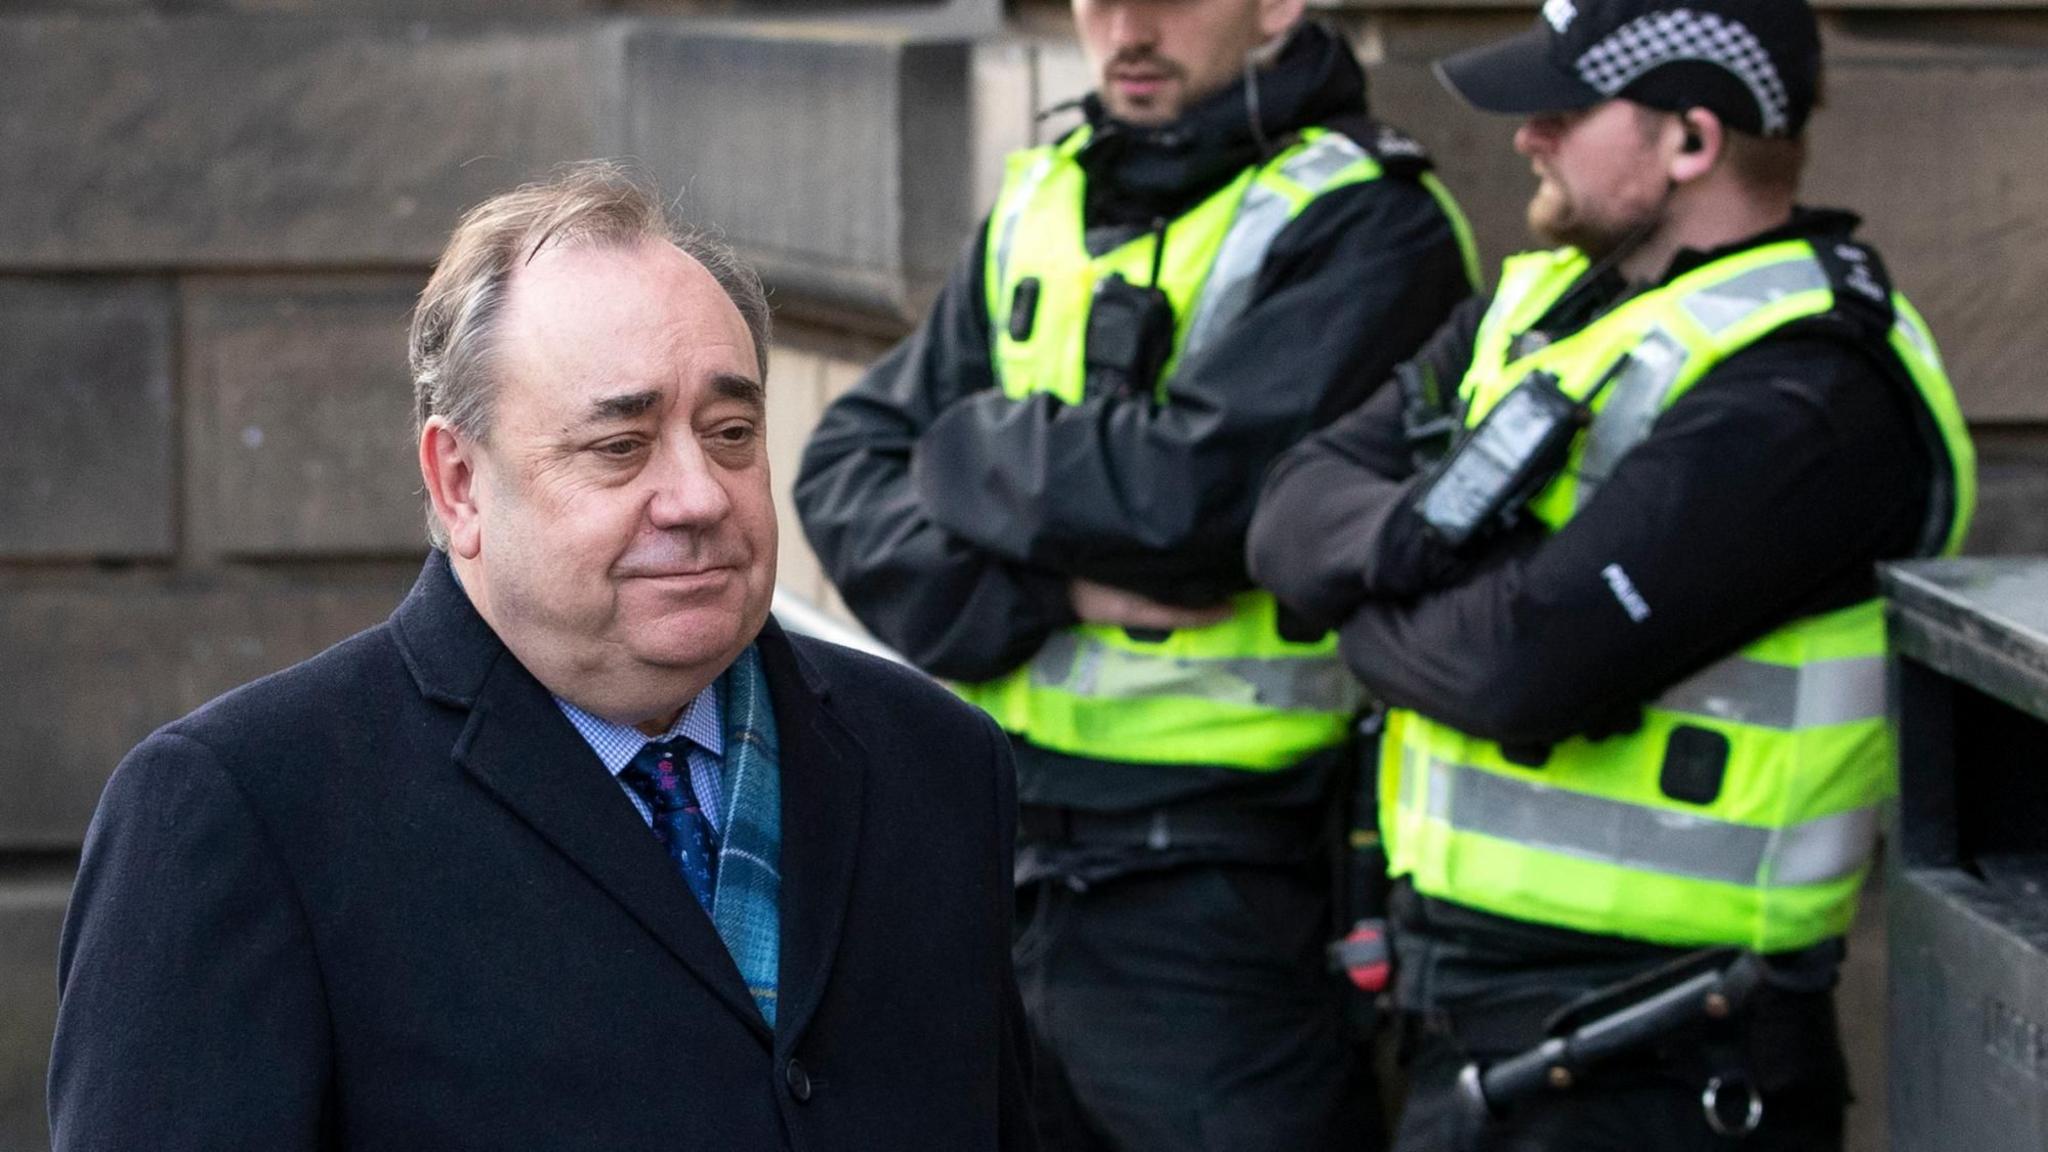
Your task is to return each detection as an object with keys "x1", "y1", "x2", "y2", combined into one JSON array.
[{"x1": 1885, "y1": 558, "x2": 2048, "y2": 1151}]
